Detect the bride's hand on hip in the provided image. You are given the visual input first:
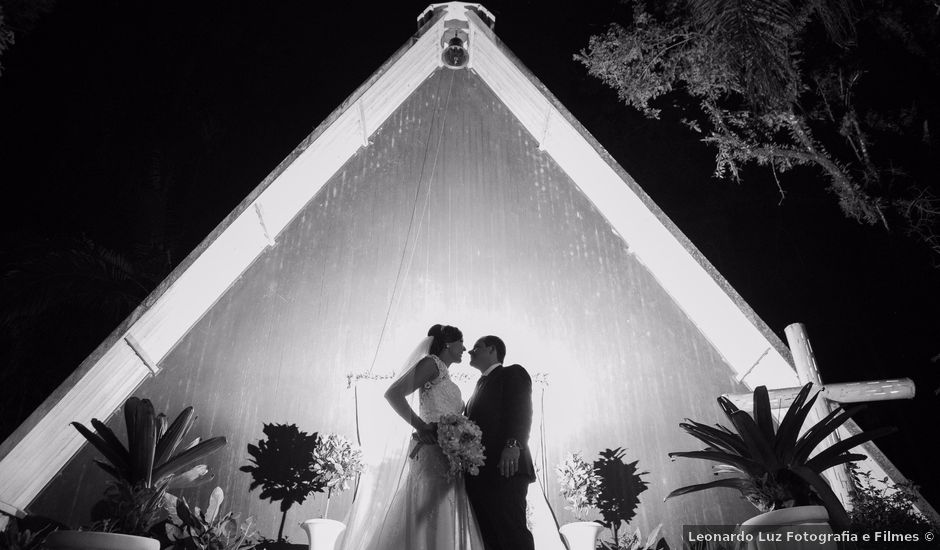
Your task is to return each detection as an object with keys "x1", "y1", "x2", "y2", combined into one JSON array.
[{"x1": 415, "y1": 422, "x2": 438, "y2": 444}]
